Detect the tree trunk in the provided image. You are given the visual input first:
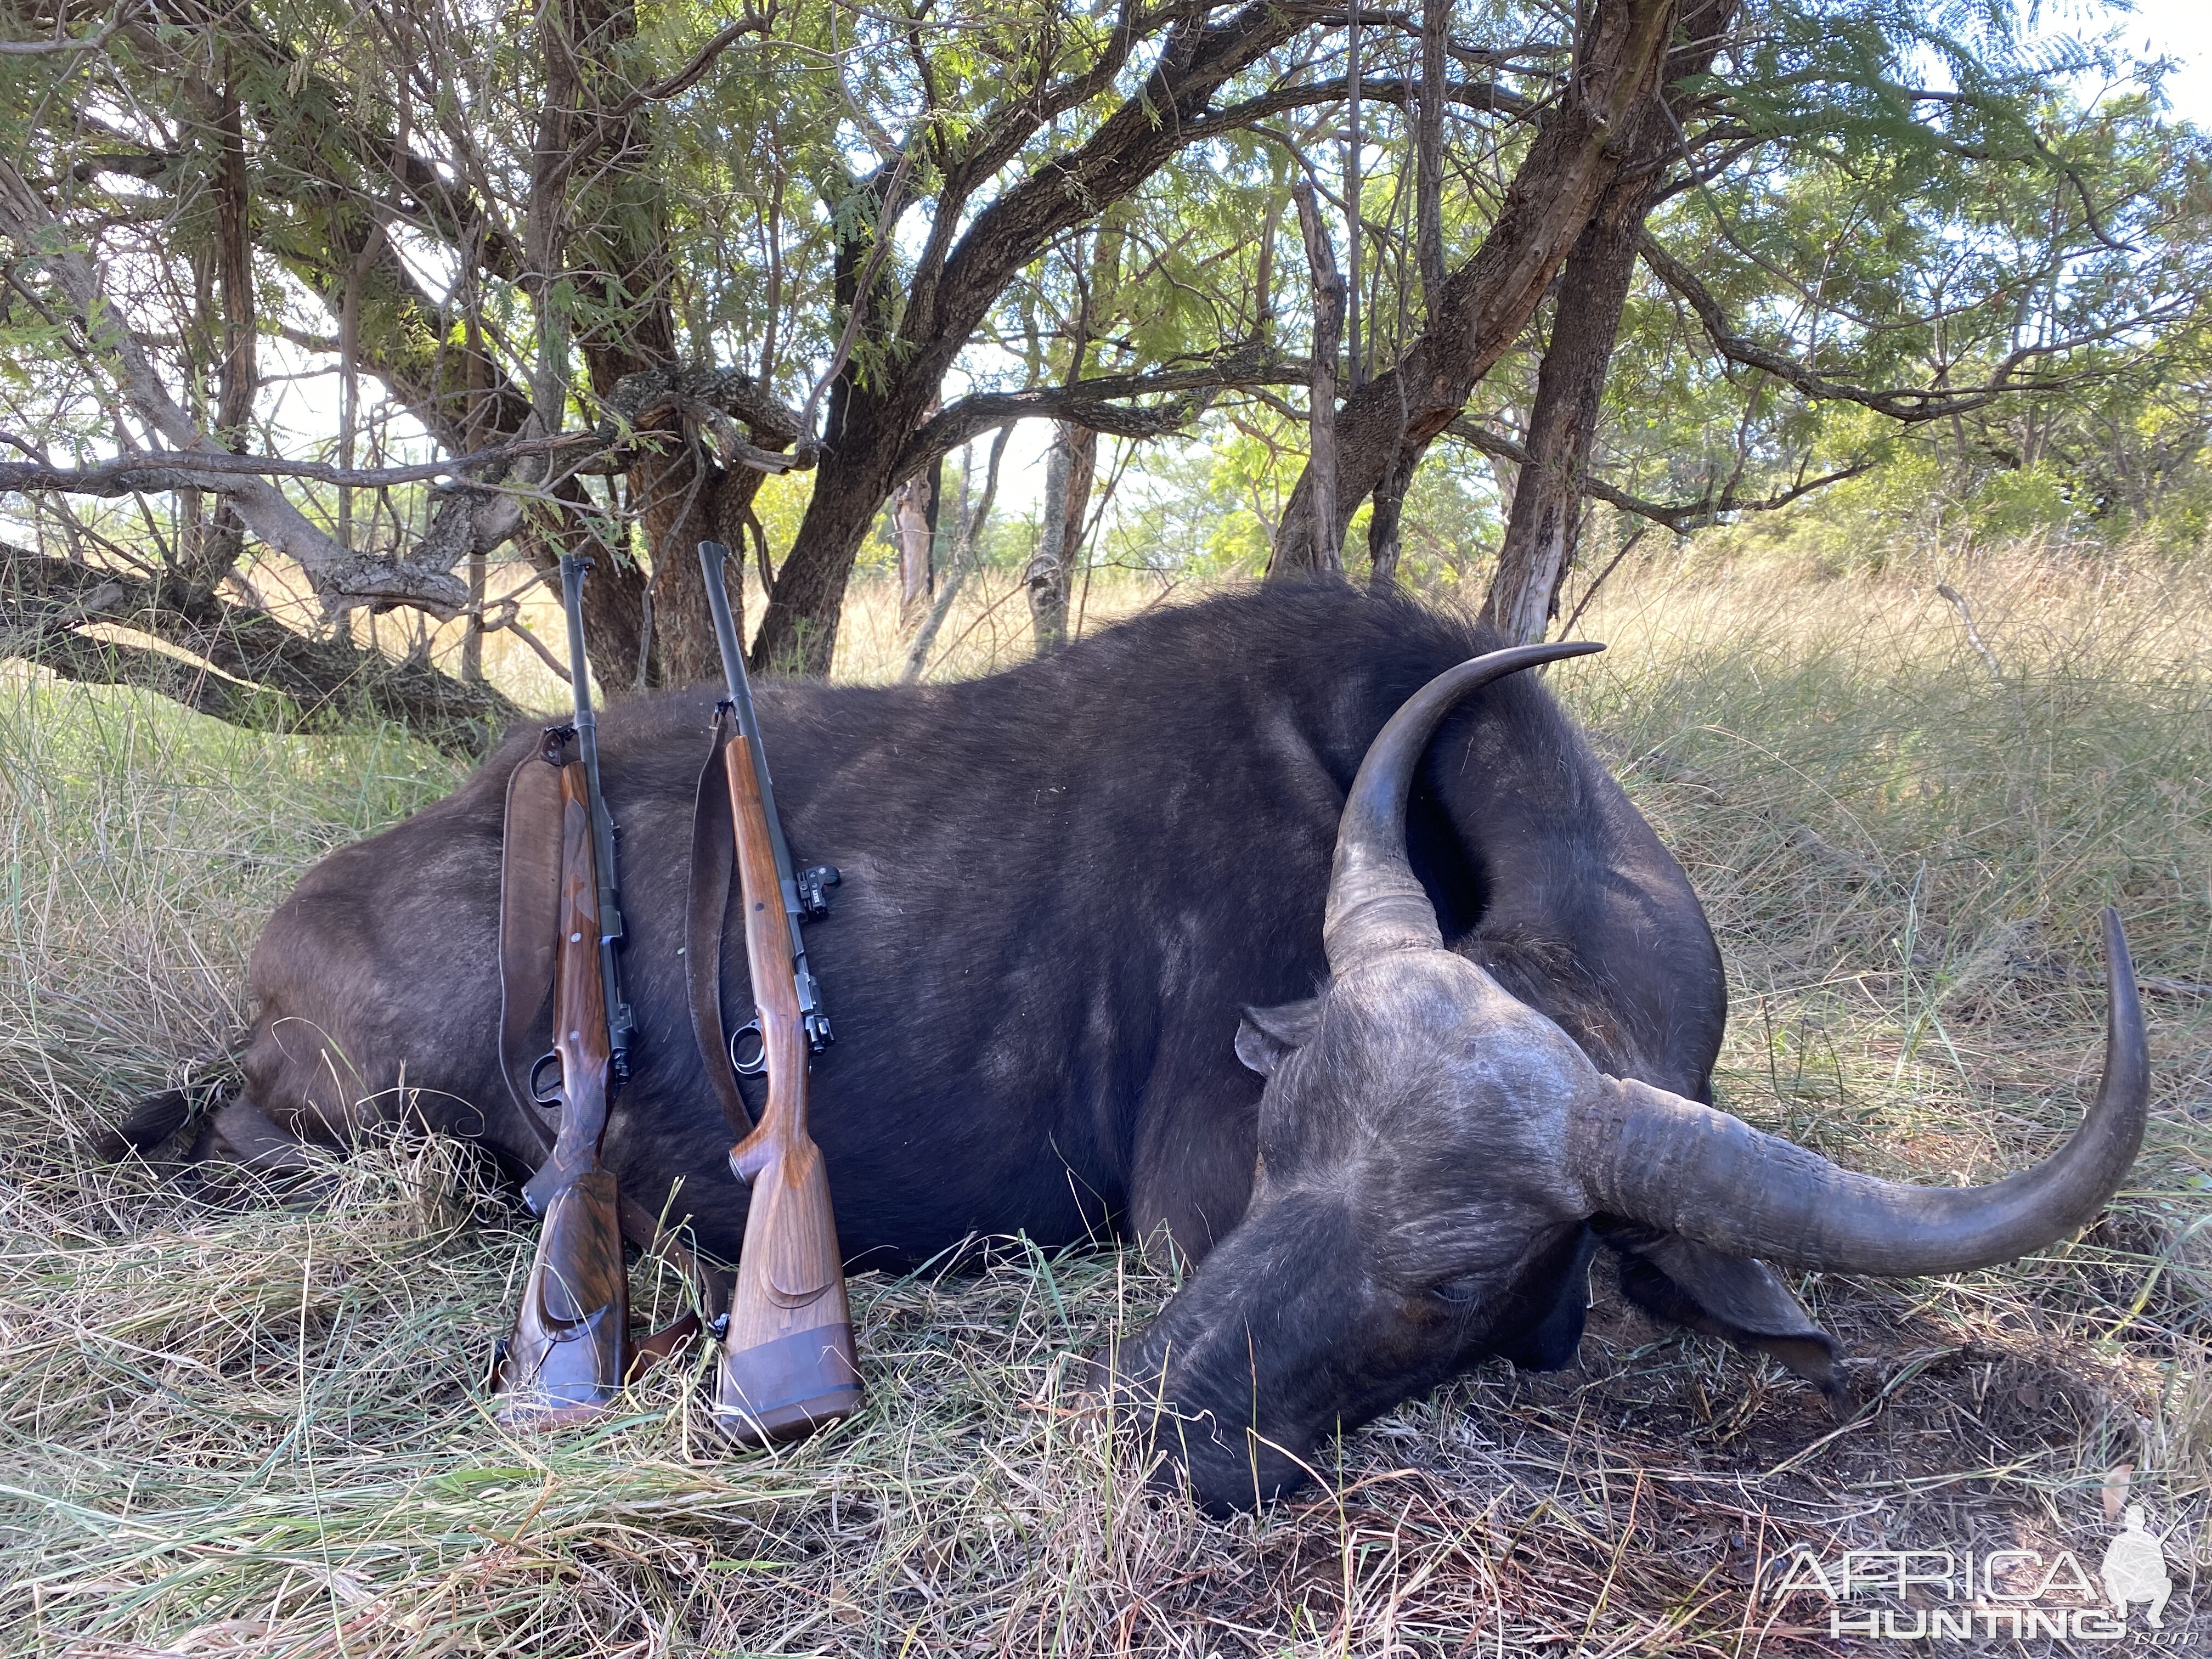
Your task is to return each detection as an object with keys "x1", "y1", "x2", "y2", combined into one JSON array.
[
  {"x1": 627, "y1": 447, "x2": 764, "y2": 688},
  {"x1": 462, "y1": 546, "x2": 486, "y2": 682},
  {"x1": 904, "y1": 426, "x2": 1012, "y2": 681},
  {"x1": 1290, "y1": 180, "x2": 1346, "y2": 576},
  {"x1": 538, "y1": 0, "x2": 746, "y2": 692},
  {"x1": 1267, "y1": 0, "x2": 1679, "y2": 579},
  {"x1": 1478, "y1": 202, "x2": 1646, "y2": 641},
  {"x1": 1025, "y1": 422, "x2": 1094, "y2": 657},
  {"x1": 1480, "y1": 0, "x2": 1740, "y2": 640},
  {"x1": 1416, "y1": 0, "x2": 1447, "y2": 305},
  {"x1": 750, "y1": 448, "x2": 895, "y2": 674},
  {"x1": 198, "y1": 62, "x2": 255, "y2": 588},
  {"x1": 750, "y1": 384, "x2": 926, "y2": 675},
  {"x1": 894, "y1": 471, "x2": 934, "y2": 636},
  {"x1": 925, "y1": 453, "x2": 949, "y2": 593},
  {"x1": 1367, "y1": 447, "x2": 1415, "y2": 589},
  {"x1": 750, "y1": 165, "x2": 927, "y2": 675},
  {"x1": 1345, "y1": 8, "x2": 1365, "y2": 390}
]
